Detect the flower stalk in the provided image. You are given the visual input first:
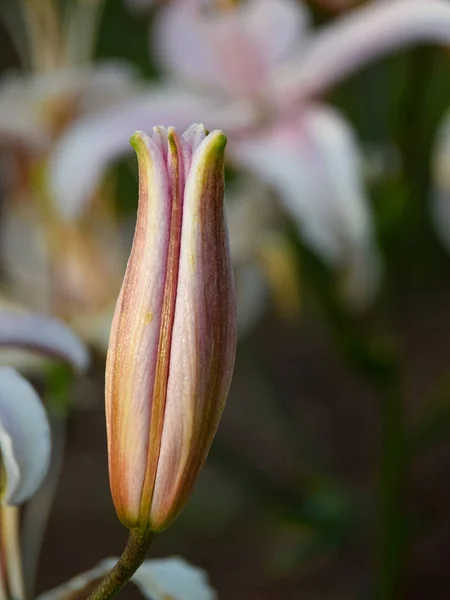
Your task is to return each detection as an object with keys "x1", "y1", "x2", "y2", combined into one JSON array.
[{"x1": 87, "y1": 529, "x2": 154, "y2": 600}]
